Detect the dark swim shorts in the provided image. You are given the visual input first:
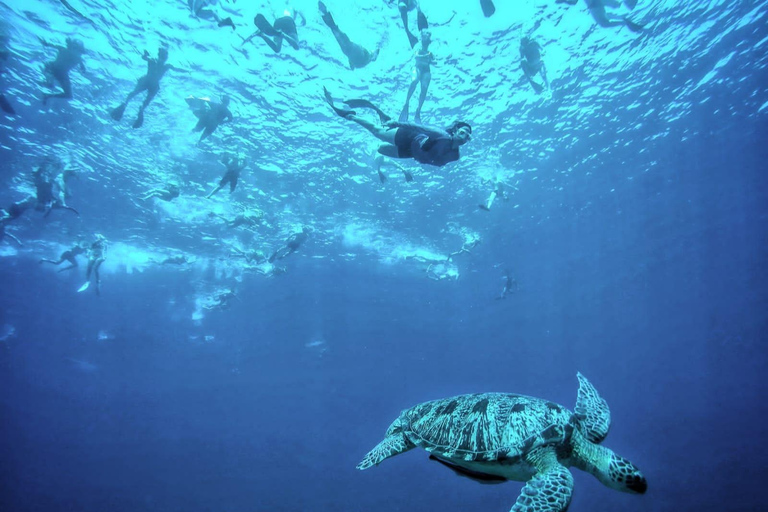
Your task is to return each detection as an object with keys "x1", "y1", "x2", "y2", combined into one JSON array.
[{"x1": 394, "y1": 126, "x2": 421, "y2": 158}]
